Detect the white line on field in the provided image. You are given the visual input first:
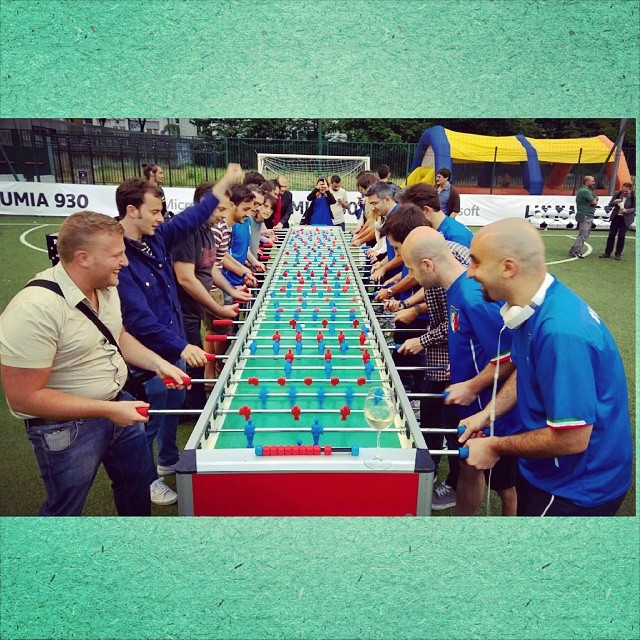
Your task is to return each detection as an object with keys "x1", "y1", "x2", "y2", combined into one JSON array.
[
  {"x1": 544, "y1": 236, "x2": 593, "y2": 265},
  {"x1": 19, "y1": 225, "x2": 50, "y2": 253}
]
